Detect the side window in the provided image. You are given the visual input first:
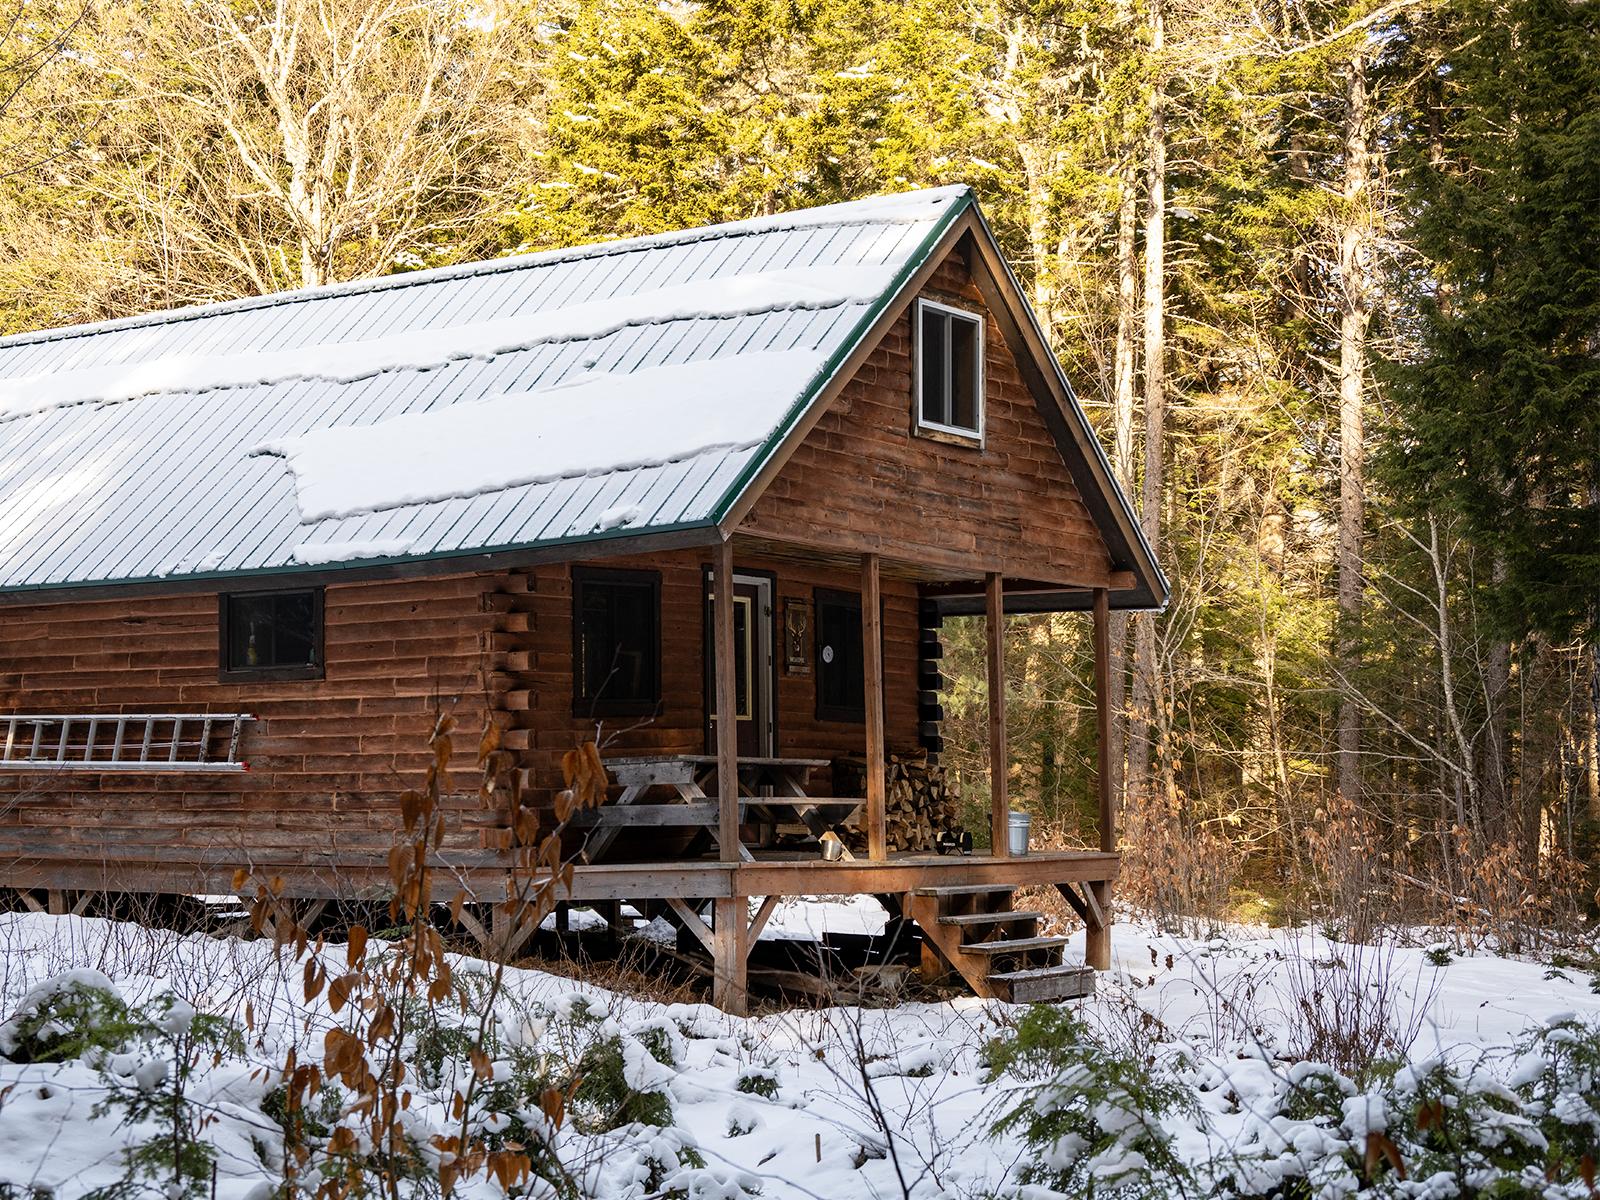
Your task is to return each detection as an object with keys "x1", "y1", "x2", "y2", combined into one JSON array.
[
  {"x1": 915, "y1": 298, "x2": 984, "y2": 439},
  {"x1": 573, "y1": 567, "x2": 661, "y2": 716},
  {"x1": 815, "y1": 588, "x2": 865, "y2": 722},
  {"x1": 220, "y1": 589, "x2": 323, "y2": 681}
]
